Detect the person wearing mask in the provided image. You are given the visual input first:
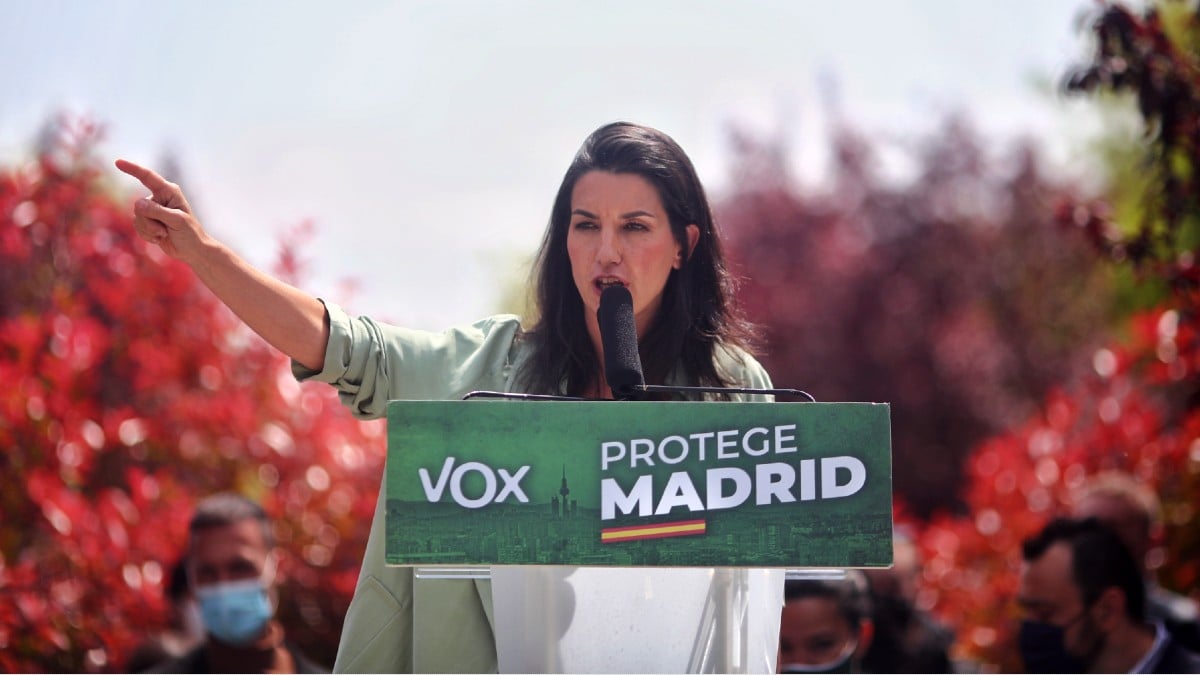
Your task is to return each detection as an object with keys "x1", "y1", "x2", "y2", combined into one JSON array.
[
  {"x1": 1071, "y1": 470, "x2": 1200, "y2": 651},
  {"x1": 144, "y1": 493, "x2": 326, "y2": 673},
  {"x1": 118, "y1": 121, "x2": 774, "y2": 672},
  {"x1": 1016, "y1": 517, "x2": 1200, "y2": 673},
  {"x1": 778, "y1": 572, "x2": 874, "y2": 674}
]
